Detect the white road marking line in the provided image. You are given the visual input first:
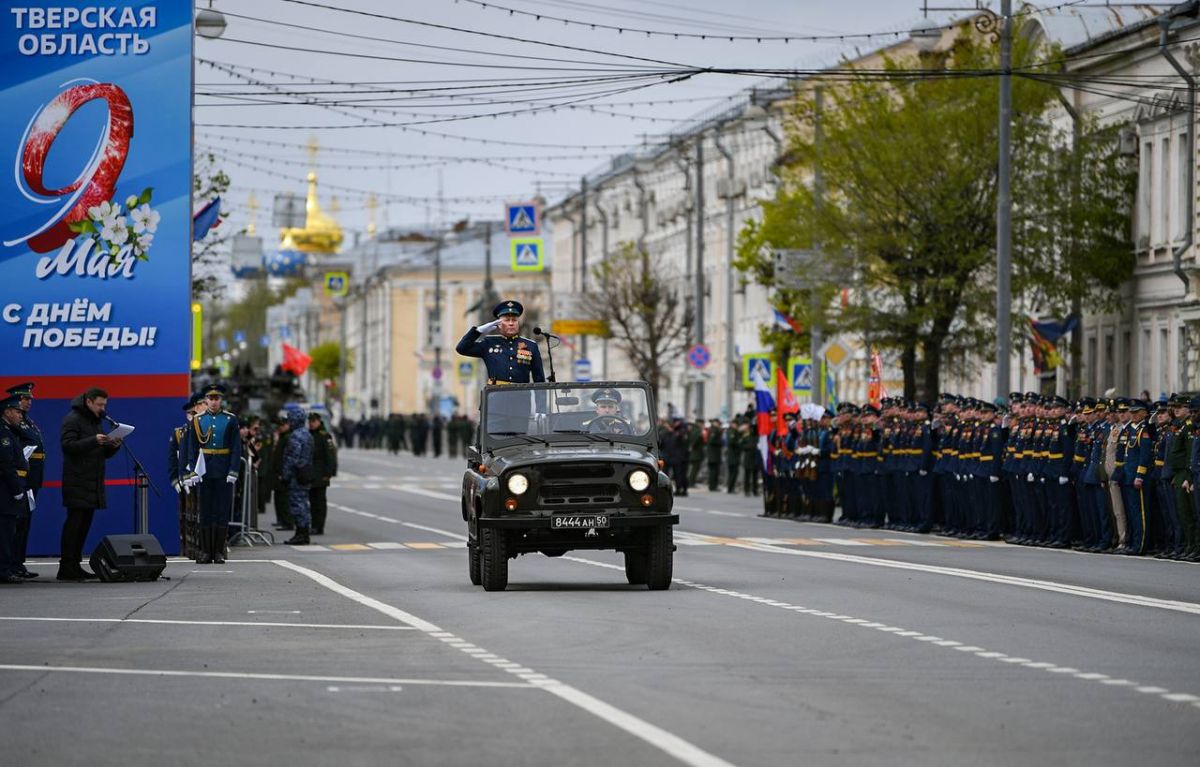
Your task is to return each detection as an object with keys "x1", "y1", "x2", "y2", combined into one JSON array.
[
  {"x1": 664, "y1": 576, "x2": 1199, "y2": 715},
  {"x1": 704, "y1": 510, "x2": 746, "y2": 517},
  {"x1": 366, "y1": 542, "x2": 409, "y2": 550},
  {"x1": 0, "y1": 617, "x2": 415, "y2": 630},
  {"x1": 708, "y1": 537, "x2": 1200, "y2": 616},
  {"x1": 390, "y1": 484, "x2": 462, "y2": 503},
  {"x1": 288, "y1": 545, "x2": 330, "y2": 552},
  {"x1": 881, "y1": 538, "x2": 946, "y2": 547},
  {"x1": 332, "y1": 503, "x2": 468, "y2": 541},
  {"x1": 273, "y1": 559, "x2": 736, "y2": 767},
  {"x1": 0, "y1": 664, "x2": 533, "y2": 689}
]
